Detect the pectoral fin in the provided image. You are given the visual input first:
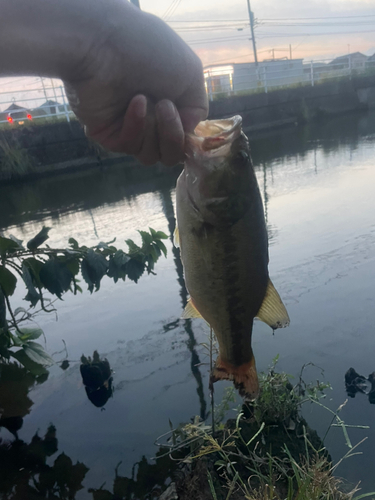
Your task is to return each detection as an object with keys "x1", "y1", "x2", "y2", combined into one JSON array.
[
  {"x1": 181, "y1": 297, "x2": 203, "y2": 319},
  {"x1": 173, "y1": 226, "x2": 180, "y2": 248},
  {"x1": 256, "y1": 279, "x2": 290, "y2": 329}
]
